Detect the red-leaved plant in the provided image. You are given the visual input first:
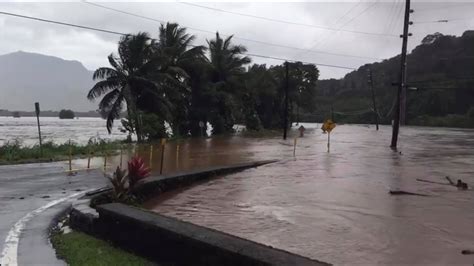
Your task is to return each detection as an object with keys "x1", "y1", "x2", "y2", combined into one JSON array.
[
  {"x1": 127, "y1": 156, "x2": 151, "y2": 189},
  {"x1": 107, "y1": 156, "x2": 151, "y2": 202}
]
